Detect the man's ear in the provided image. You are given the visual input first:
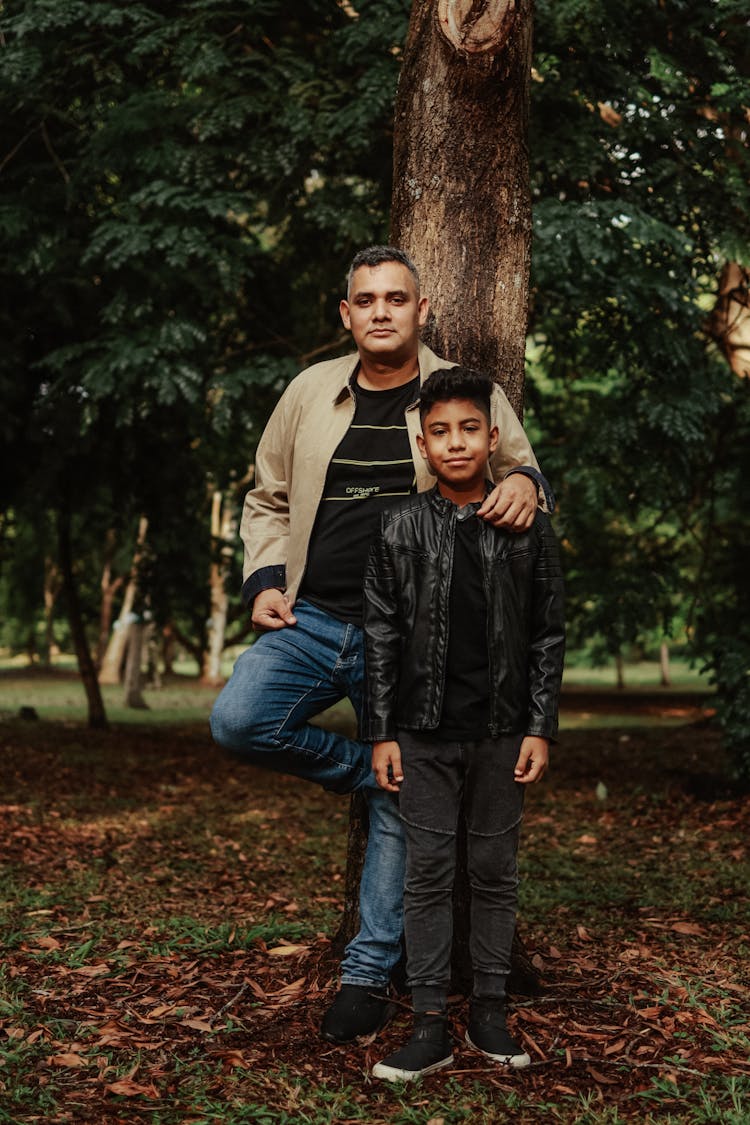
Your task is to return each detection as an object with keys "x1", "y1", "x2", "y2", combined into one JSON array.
[
  {"x1": 488, "y1": 424, "x2": 500, "y2": 456},
  {"x1": 339, "y1": 299, "x2": 351, "y2": 330},
  {"x1": 417, "y1": 296, "x2": 429, "y2": 328}
]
